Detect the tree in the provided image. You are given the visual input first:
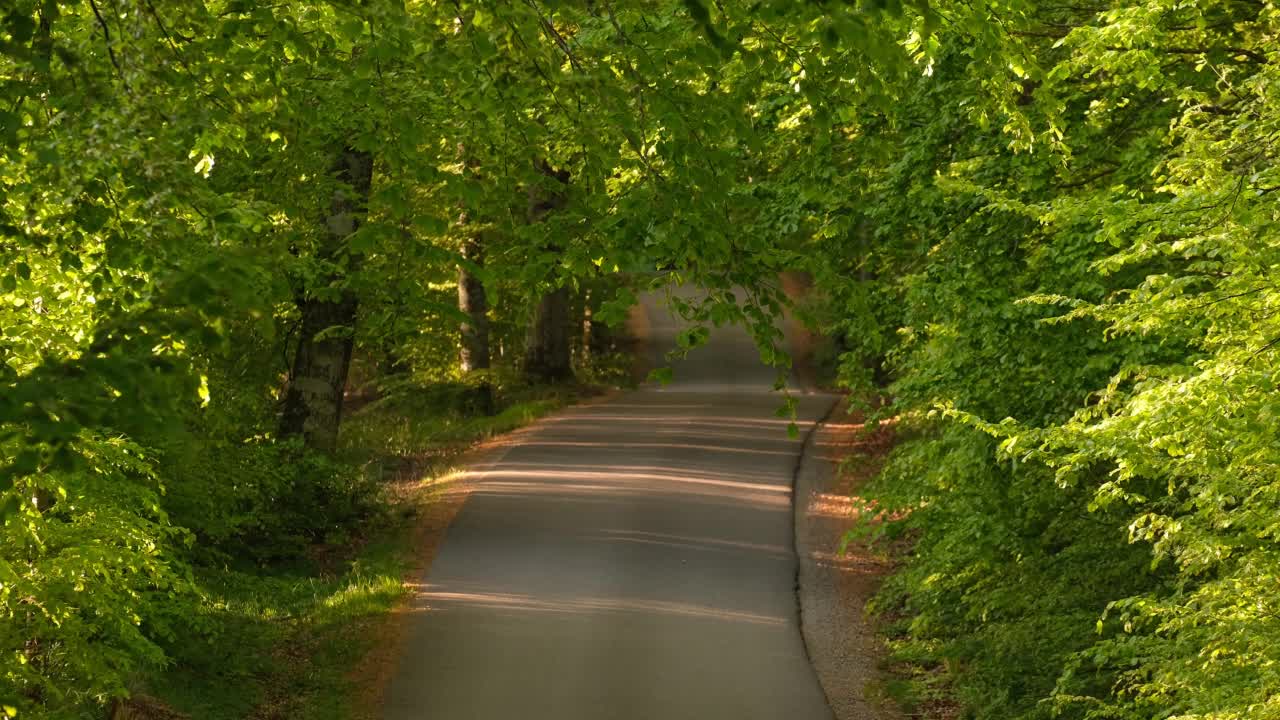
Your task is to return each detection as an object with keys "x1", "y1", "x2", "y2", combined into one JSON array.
[
  {"x1": 279, "y1": 147, "x2": 374, "y2": 452},
  {"x1": 522, "y1": 161, "x2": 574, "y2": 382},
  {"x1": 457, "y1": 218, "x2": 495, "y2": 414}
]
